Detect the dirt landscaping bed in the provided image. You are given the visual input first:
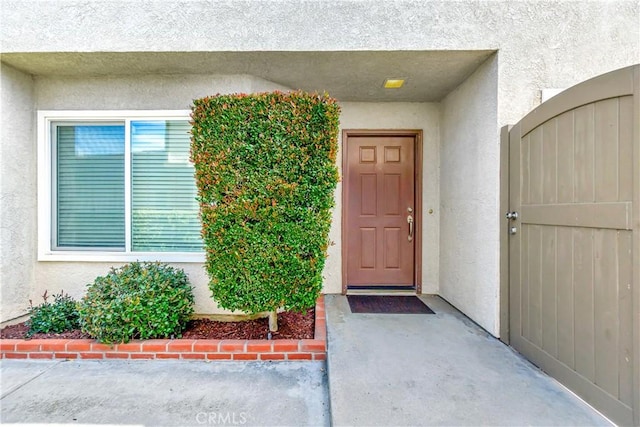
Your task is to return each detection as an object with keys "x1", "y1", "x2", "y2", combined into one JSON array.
[
  {"x1": 0, "y1": 297, "x2": 326, "y2": 361},
  {"x1": 1, "y1": 309, "x2": 314, "y2": 341}
]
